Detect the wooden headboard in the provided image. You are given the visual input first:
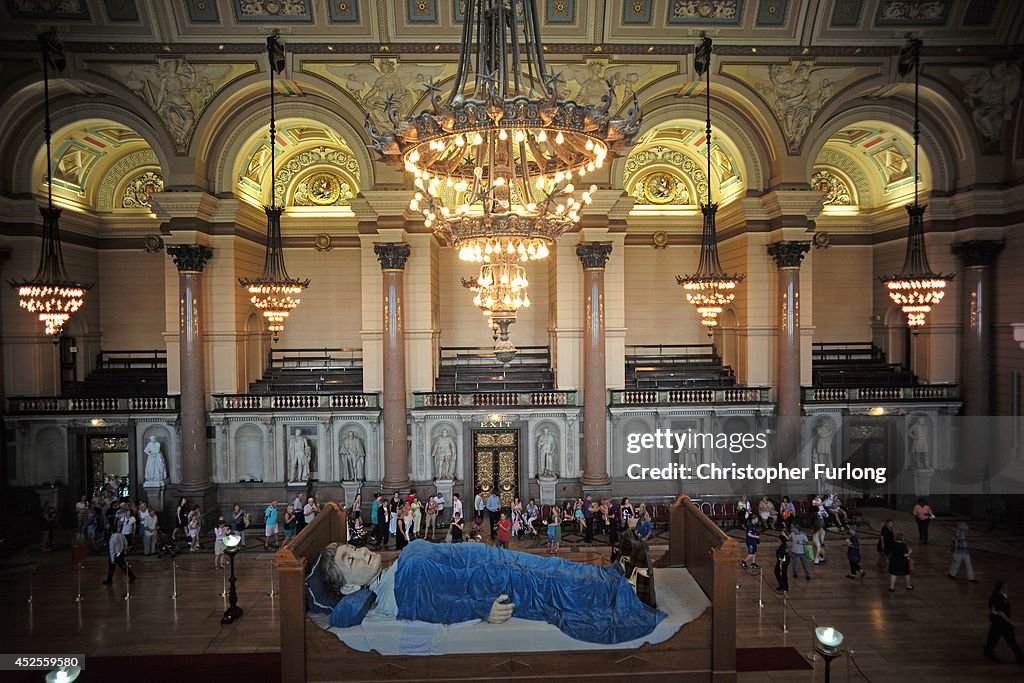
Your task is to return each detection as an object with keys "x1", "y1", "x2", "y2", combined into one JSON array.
[{"x1": 276, "y1": 501, "x2": 348, "y2": 683}]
